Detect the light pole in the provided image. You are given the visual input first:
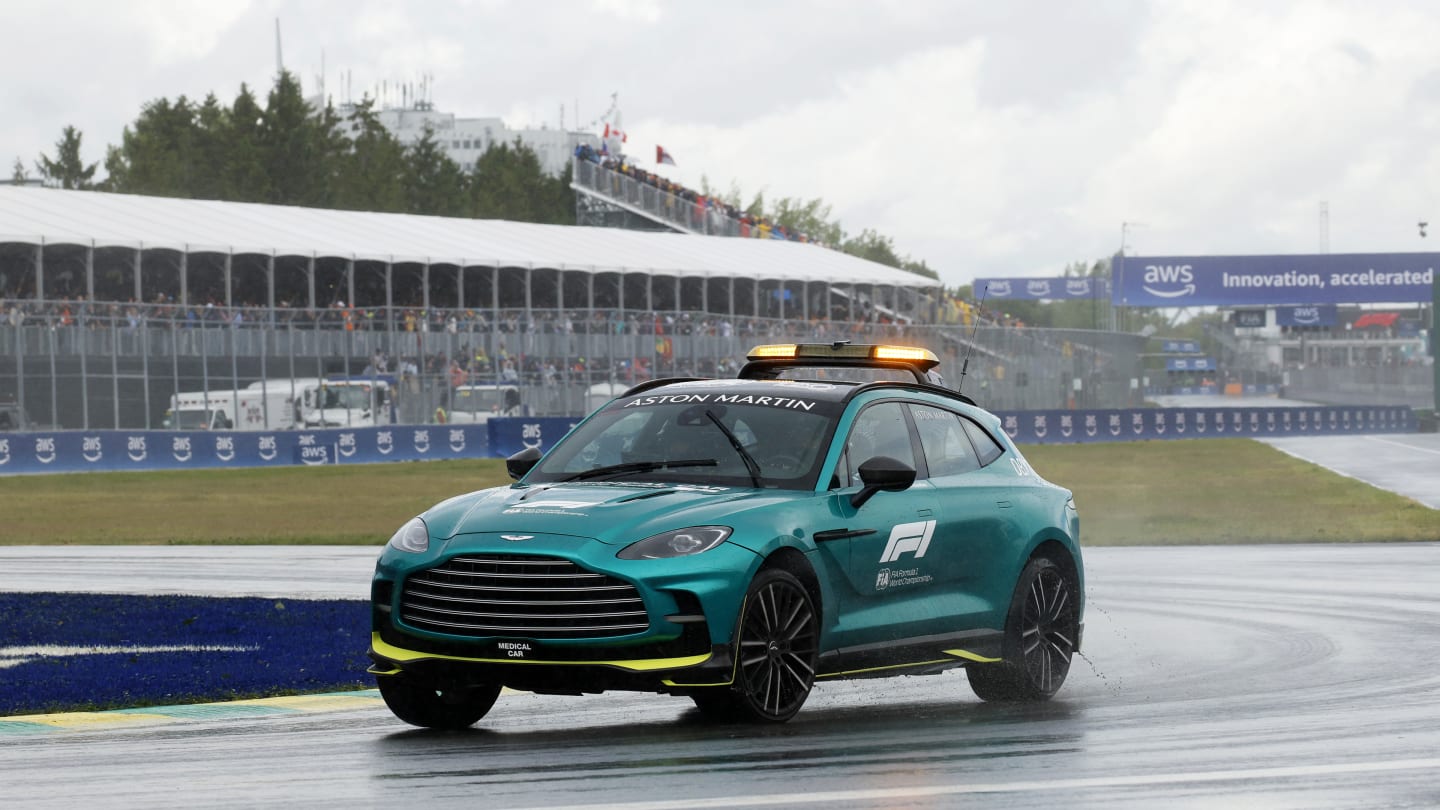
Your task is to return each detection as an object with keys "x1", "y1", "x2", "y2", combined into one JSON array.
[{"x1": 1117, "y1": 221, "x2": 1145, "y2": 333}]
